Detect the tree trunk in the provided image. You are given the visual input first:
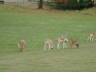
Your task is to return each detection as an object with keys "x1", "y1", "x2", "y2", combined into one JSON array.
[{"x1": 38, "y1": 0, "x2": 43, "y2": 9}]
